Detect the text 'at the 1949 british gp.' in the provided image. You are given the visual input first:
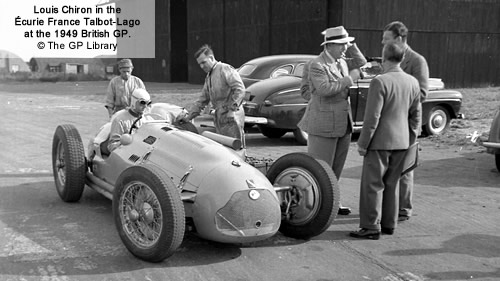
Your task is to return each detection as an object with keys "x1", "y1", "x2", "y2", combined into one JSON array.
[{"x1": 14, "y1": 5, "x2": 141, "y2": 52}]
